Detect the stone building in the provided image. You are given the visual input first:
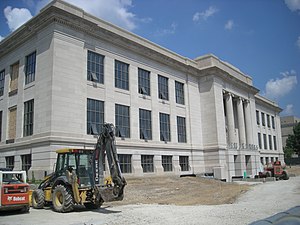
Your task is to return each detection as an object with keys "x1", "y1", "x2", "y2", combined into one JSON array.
[
  {"x1": 281, "y1": 116, "x2": 300, "y2": 157},
  {"x1": 0, "y1": 0, "x2": 284, "y2": 181}
]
